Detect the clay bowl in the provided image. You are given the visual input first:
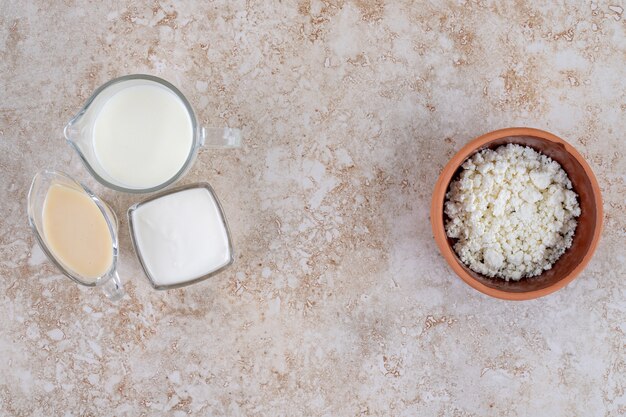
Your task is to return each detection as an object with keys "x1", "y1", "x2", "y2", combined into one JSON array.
[{"x1": 431, "y1": 127, "x2": 603, "y2": 300}]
